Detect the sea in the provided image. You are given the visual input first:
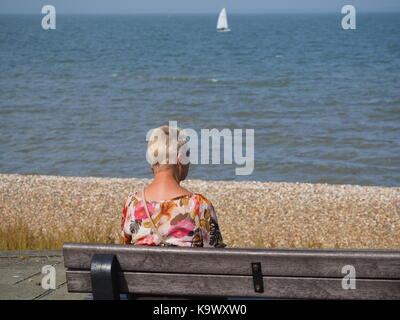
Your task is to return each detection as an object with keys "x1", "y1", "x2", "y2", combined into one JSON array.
[{"x1": 0, "y1": 14, "x2": 399, "y2": 186}]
